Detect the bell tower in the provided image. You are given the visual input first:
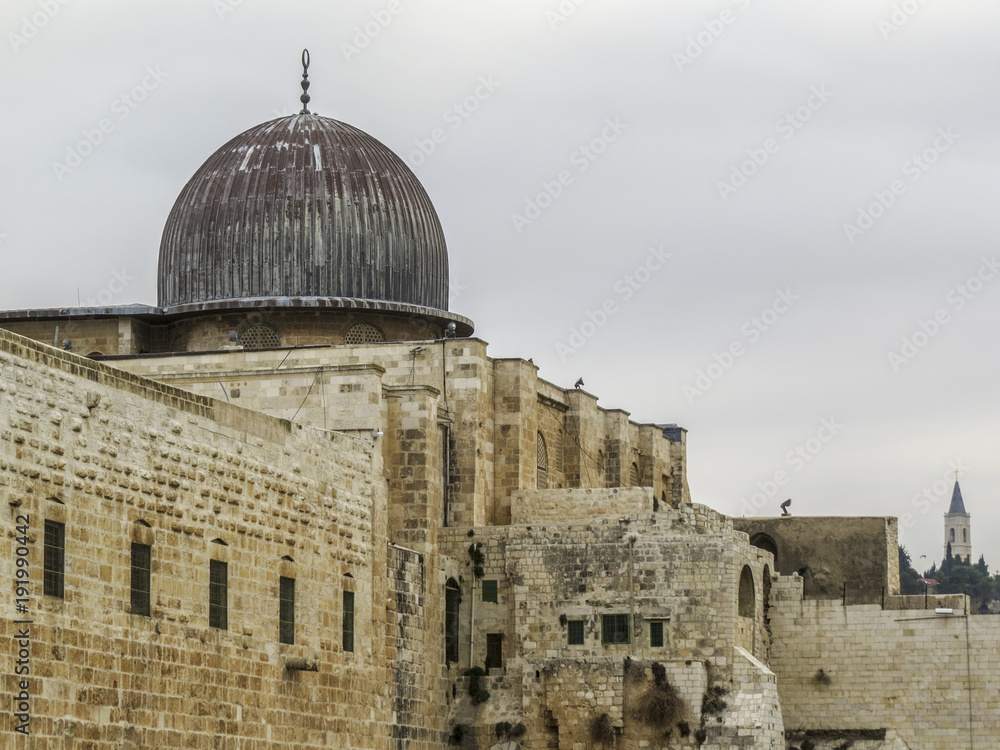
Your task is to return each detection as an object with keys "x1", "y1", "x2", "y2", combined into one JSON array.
[{"x1": 944, "y1": 478, "x2": 972, "y2": 563}]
